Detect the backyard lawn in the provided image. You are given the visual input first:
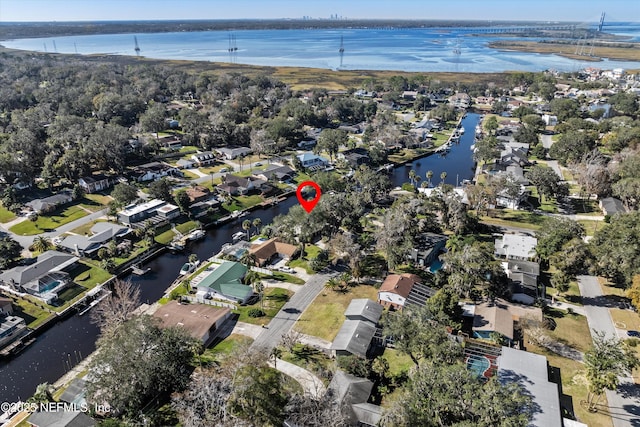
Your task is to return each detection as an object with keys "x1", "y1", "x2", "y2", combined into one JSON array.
[
  {"x1": 546, "y1": 309, "x2": 592, "y2": 353},
  {"x1": 12, "y1": 298, "x2": 55, "y2": 328},
  {"x1": 69, "y1": 262, "x2": 113, "y2": 288},
  {"x1": 288, "y1": 244, "x2": 322, "y2": 274},
  {"x1": 222, "y1": 194, "x2": 265, "y2": 212},
  {"x1": 235, "y1": 287, "x2": 292, "y2": 325},
  {"x1": 69, "y1": 219, "x2": 107, "y2": 236},
  {"x1": 80, "y1": 194, "x2": 111, "y2": 212},
  {"x1": 10, "y1": 205, "x2": 88, "y2": 235},
  {"x1": 294, "y1": 284, "x2": 379, "y2": 341}
]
